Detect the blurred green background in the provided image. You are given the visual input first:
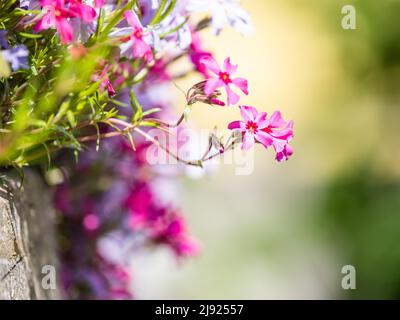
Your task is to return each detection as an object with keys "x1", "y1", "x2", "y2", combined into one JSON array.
[{"x1": 130, "y1": 0, "x2": 400, "y2": 299}]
